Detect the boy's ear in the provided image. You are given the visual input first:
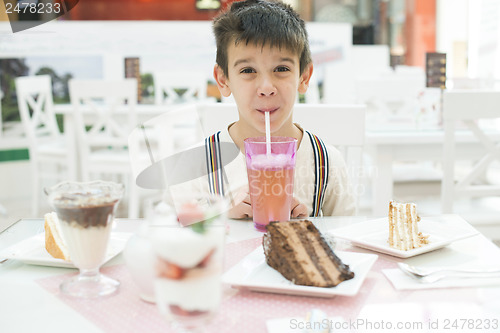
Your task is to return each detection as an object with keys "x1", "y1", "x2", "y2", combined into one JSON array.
[
  {"x1": 298, "y1": 63, "x2": 313, "y2": 94},
  {"x1": 213, "y1": 64, "x2": 232, "y2": 97}
]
